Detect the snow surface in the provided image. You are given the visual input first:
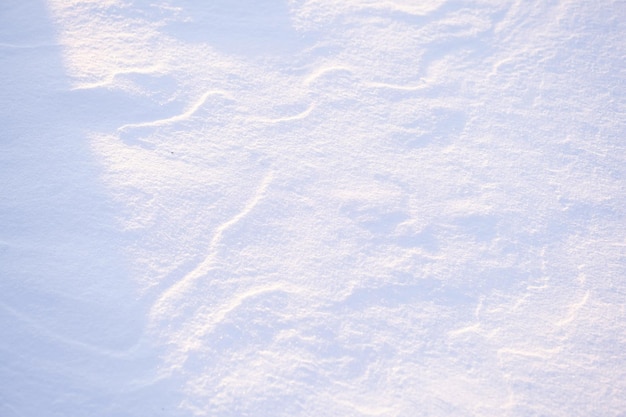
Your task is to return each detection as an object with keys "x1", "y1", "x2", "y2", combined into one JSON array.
[{"x1": 1, "y1": 0, "x2": 625, "y2": 416}]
